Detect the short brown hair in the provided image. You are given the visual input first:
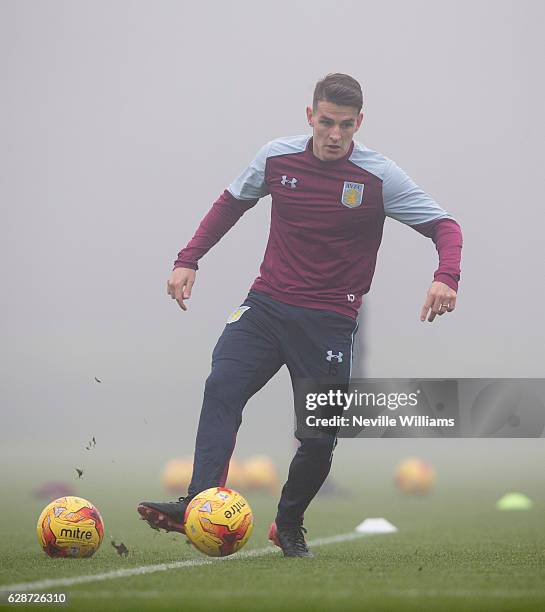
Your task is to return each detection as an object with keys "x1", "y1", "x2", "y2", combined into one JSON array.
[{"x1": 313, "y1": 73, "x2": 363, "y2": 112}]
